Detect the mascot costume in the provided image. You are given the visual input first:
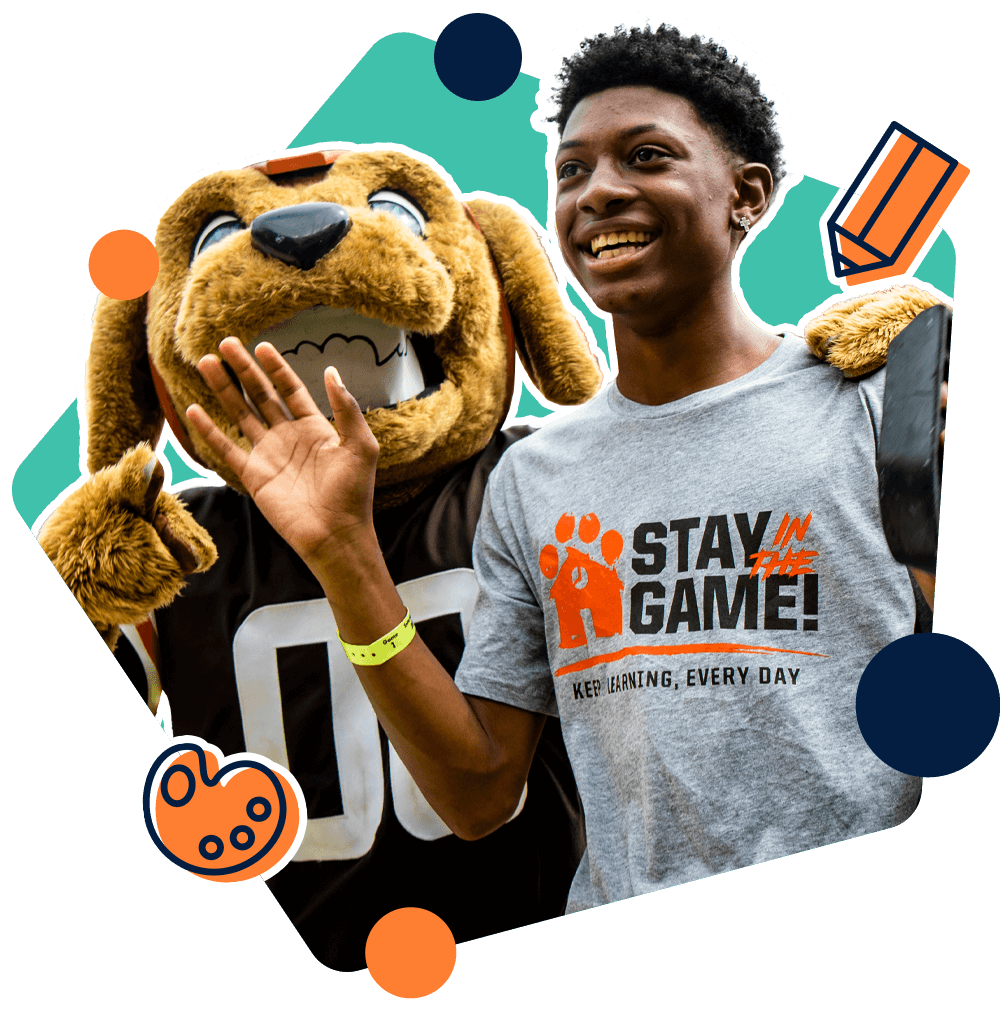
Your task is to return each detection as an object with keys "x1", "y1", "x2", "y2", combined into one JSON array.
[{"x1": 38, "y1": 145, "x2": 942, "y2": 970}]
